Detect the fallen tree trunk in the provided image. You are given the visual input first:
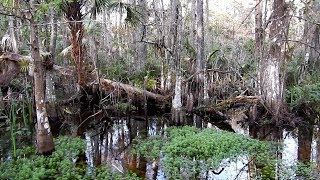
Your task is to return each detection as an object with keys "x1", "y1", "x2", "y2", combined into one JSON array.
[
  {"x1": 0, "y1": 52, "x2": 73, "y2": 76},
  {"x1": 99, "y1": 79, "x2": 168, "y2": 102},
  {"x1": 0, "y1": 52, "x2": 168, "y2": 104},
  {"x1": 216, "y1": 96, "x2": 261, "y2": 109}
]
